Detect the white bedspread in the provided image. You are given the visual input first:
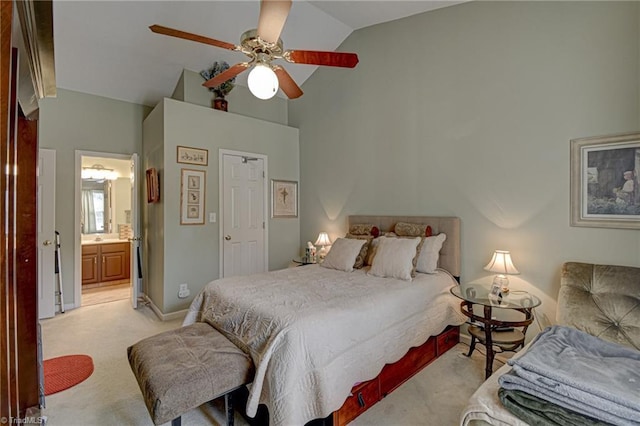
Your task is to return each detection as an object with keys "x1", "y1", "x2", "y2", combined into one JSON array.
[{"x1": 184, "y1": 265, "x2": 465, "y2": 426}]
